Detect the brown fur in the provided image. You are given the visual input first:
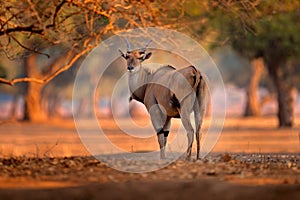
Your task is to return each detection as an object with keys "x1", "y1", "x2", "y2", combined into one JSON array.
[{"x1": 122, "y1": 50, "x2": 207, "y2": 159}]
